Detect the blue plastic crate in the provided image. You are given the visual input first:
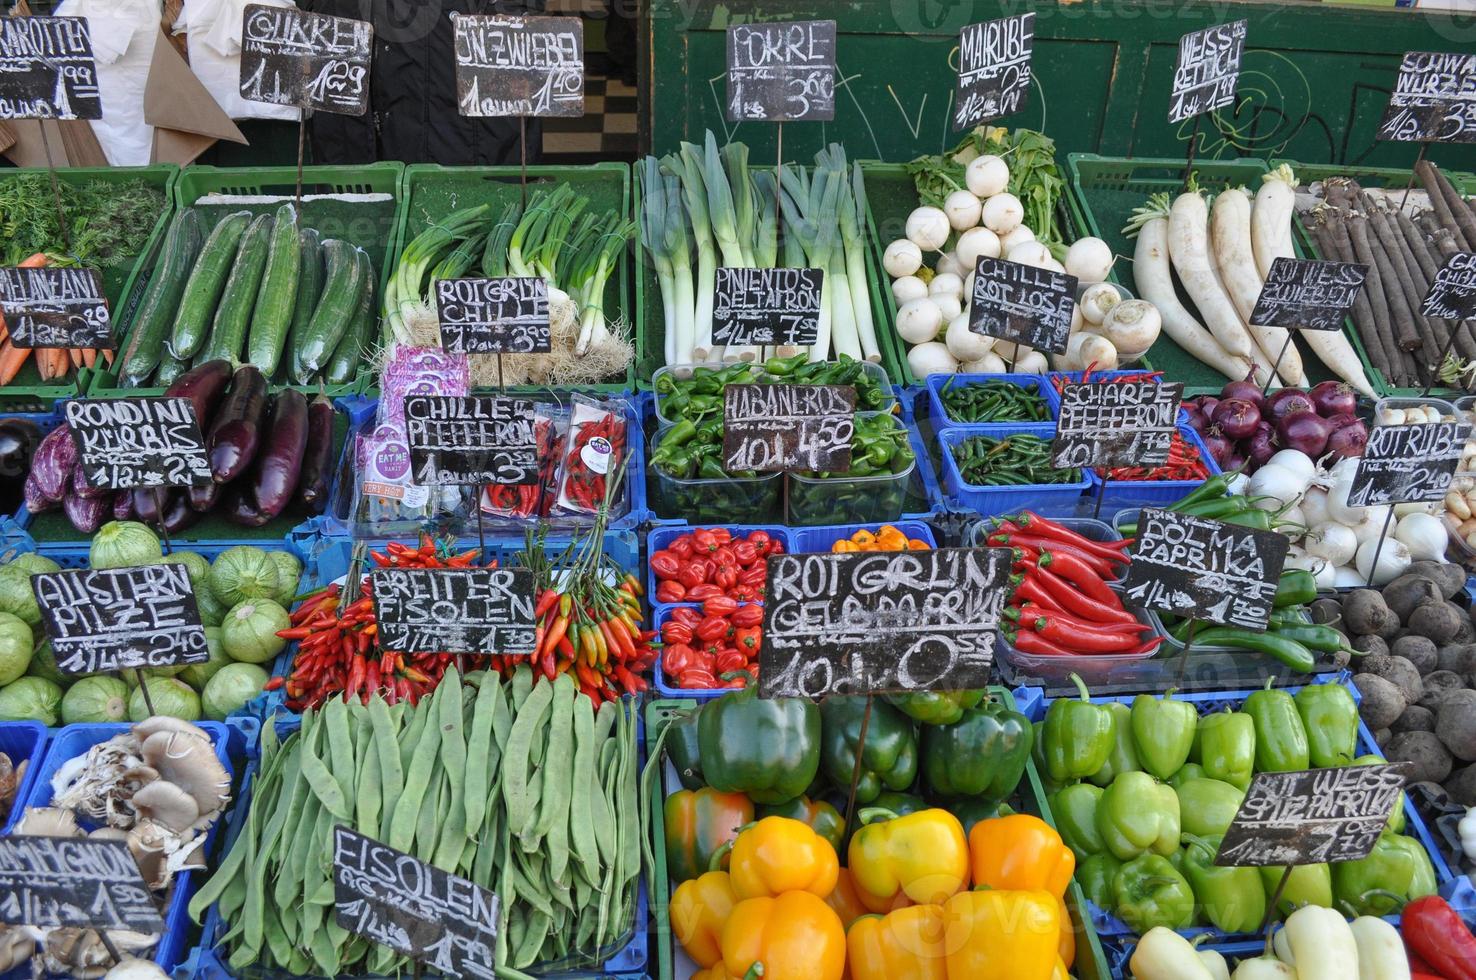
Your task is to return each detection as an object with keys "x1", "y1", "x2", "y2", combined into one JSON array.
[
  {"x1": 651, "y1": 603, "x2": 762, "y2": 700},
  {"x1": 1089, "y1": 423, "x2": 1222, "y2": 511},
  {"x1": 925, "y1": 372, "x2": 1060, "y2": 430},
  {"x1": 0, "y1": 721, "x2": 47, "y2": 832},
  {"x1": 16, "y1": 721, "x2": 236, "y2": 978},
  {"x1": 646, "y1": 524, "x2": 793, "y2": 601},
  {"x1": 938, "y1": 425, "x2": 1090, "y2": 517},
  {"x1": 0, "y1": 408, "x2": 62, "y2": 530},
  {"x1": 791, "y1": 520, "x2": 938, "y2": 552},
  {"x1": 1024, "y1": 675, "x2": 1462, "y2": 945}
]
